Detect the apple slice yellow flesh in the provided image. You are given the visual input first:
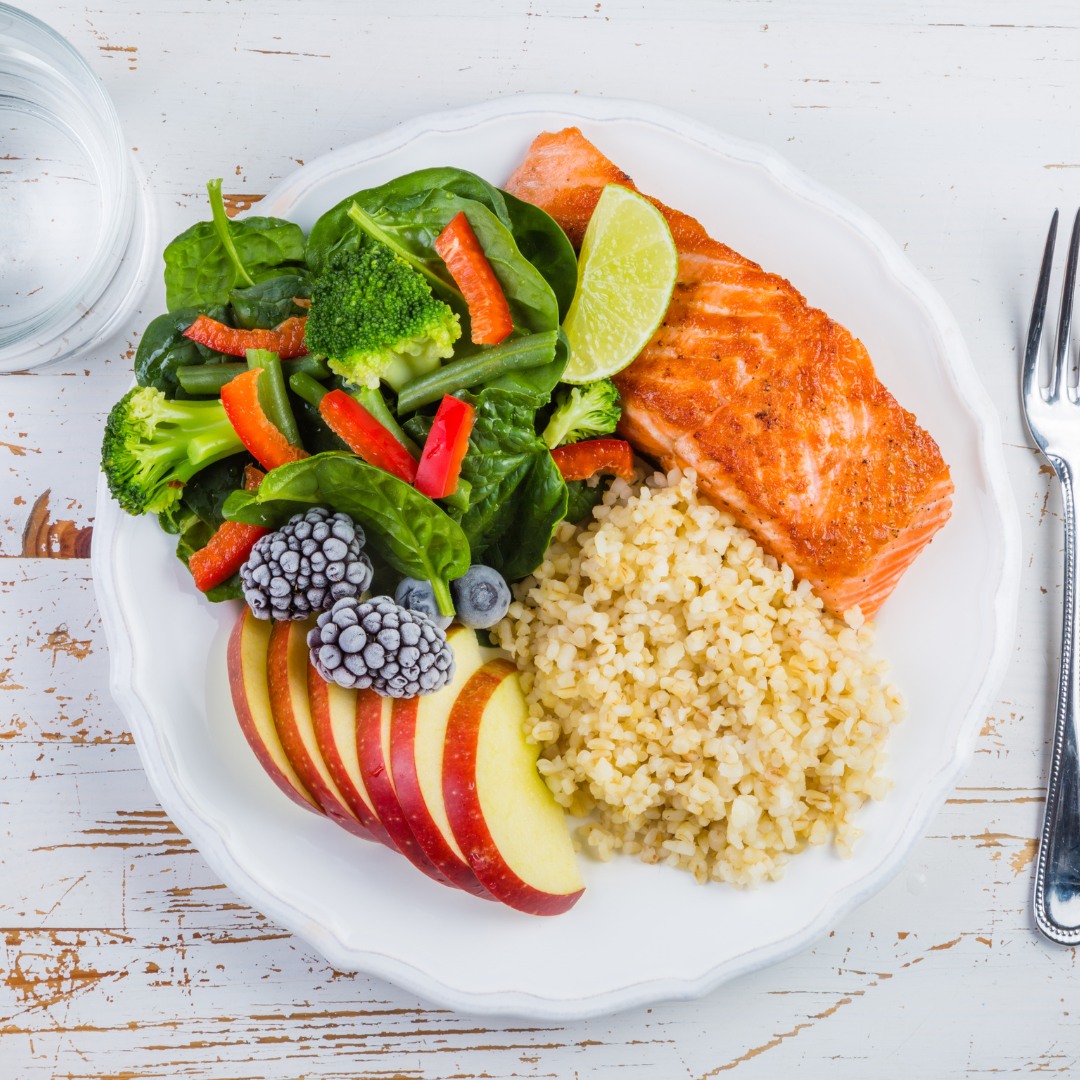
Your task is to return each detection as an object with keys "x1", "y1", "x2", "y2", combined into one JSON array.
[
  {"x1": 389, "y1": 625, "x2": 492, "y2": 896},
  {"x1": 267, "y1": 619, "x2": 371, "y2": 840},
  {"x1": 310, "y1": 674, "x2": 397, "y2": 851},
  {"x1": 228, "y1": 608, "x2": 321, "y2": 814},
  {"x1": 444, "y1": 659, "x2": 585, "y2": 915},
  {"x1": 355, "y1": 688, "x2": 457, "y2": 887},
  {"x1": 388, "y1": 626, "x2": 499, "y2": 898}
]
